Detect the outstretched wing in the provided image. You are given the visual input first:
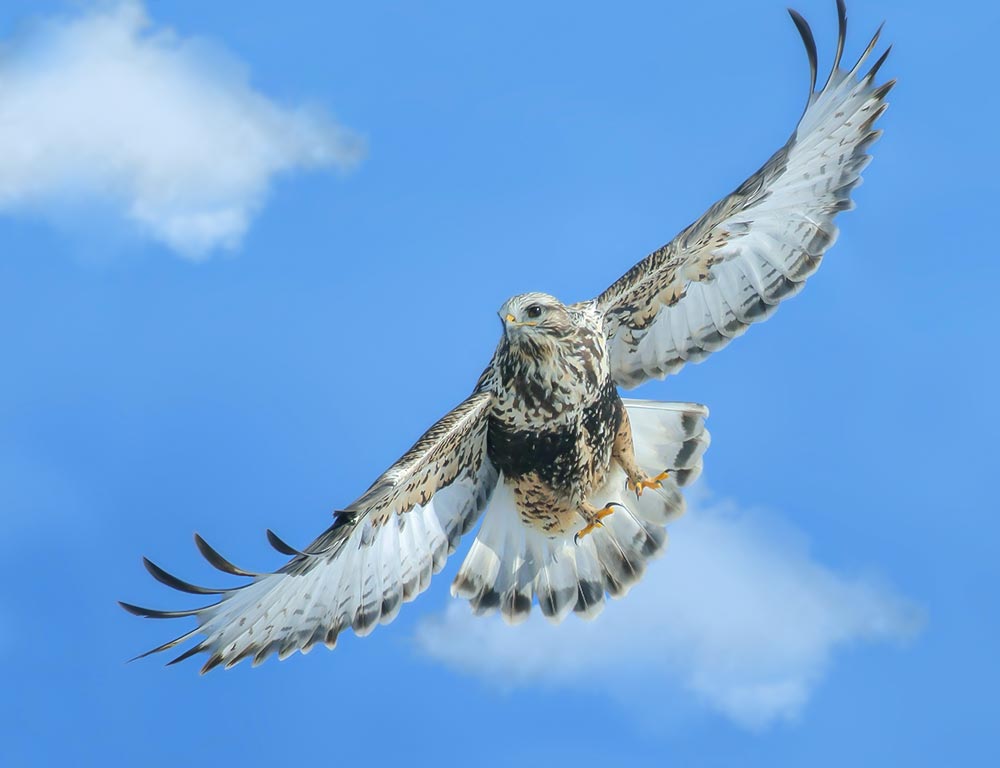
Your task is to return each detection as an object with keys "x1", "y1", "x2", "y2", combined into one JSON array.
[
  {"x1": 596, "y1": 1, "x2": 893, "y2": 388},
  {"x1": 121, "y1": 391, "x2": 497, "y2": 672}
]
